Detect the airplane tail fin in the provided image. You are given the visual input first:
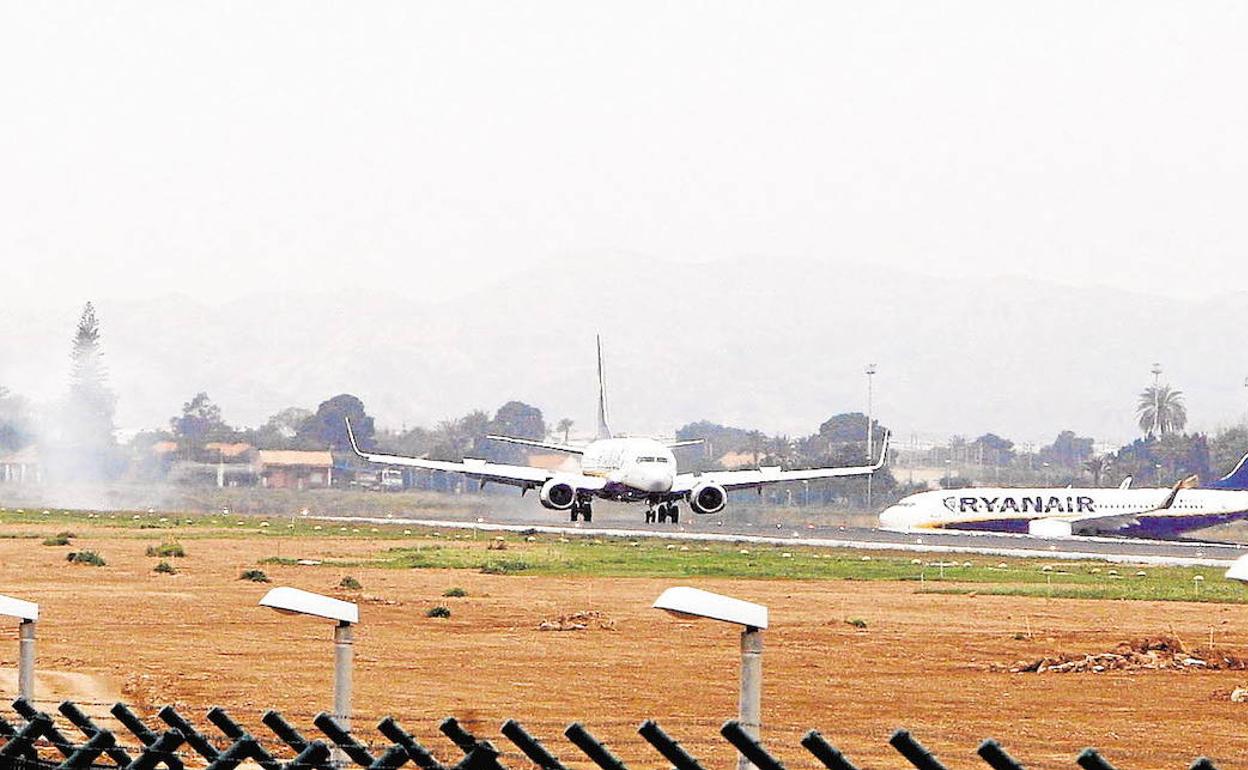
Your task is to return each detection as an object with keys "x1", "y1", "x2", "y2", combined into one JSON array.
[
  {"x1": 1207, "y1": 452, "x2": 1248, "y2": 490},
  {"x1": 596, "y1": 334, "x2": 612, "y2": 439}
]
